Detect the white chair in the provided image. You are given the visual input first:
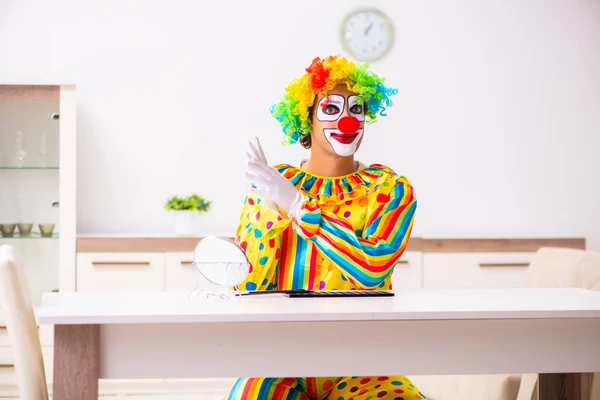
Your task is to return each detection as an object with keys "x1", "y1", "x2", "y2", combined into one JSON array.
[
  {"x1": 412, "y1": 246, "x2": 600, "y2": 400},
  {"x1": 0, "y1": 244, "x2": 49, "y2": 400},
  {"x1": 516, "y1": 247, "x2": 600, "y2": 400}
]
